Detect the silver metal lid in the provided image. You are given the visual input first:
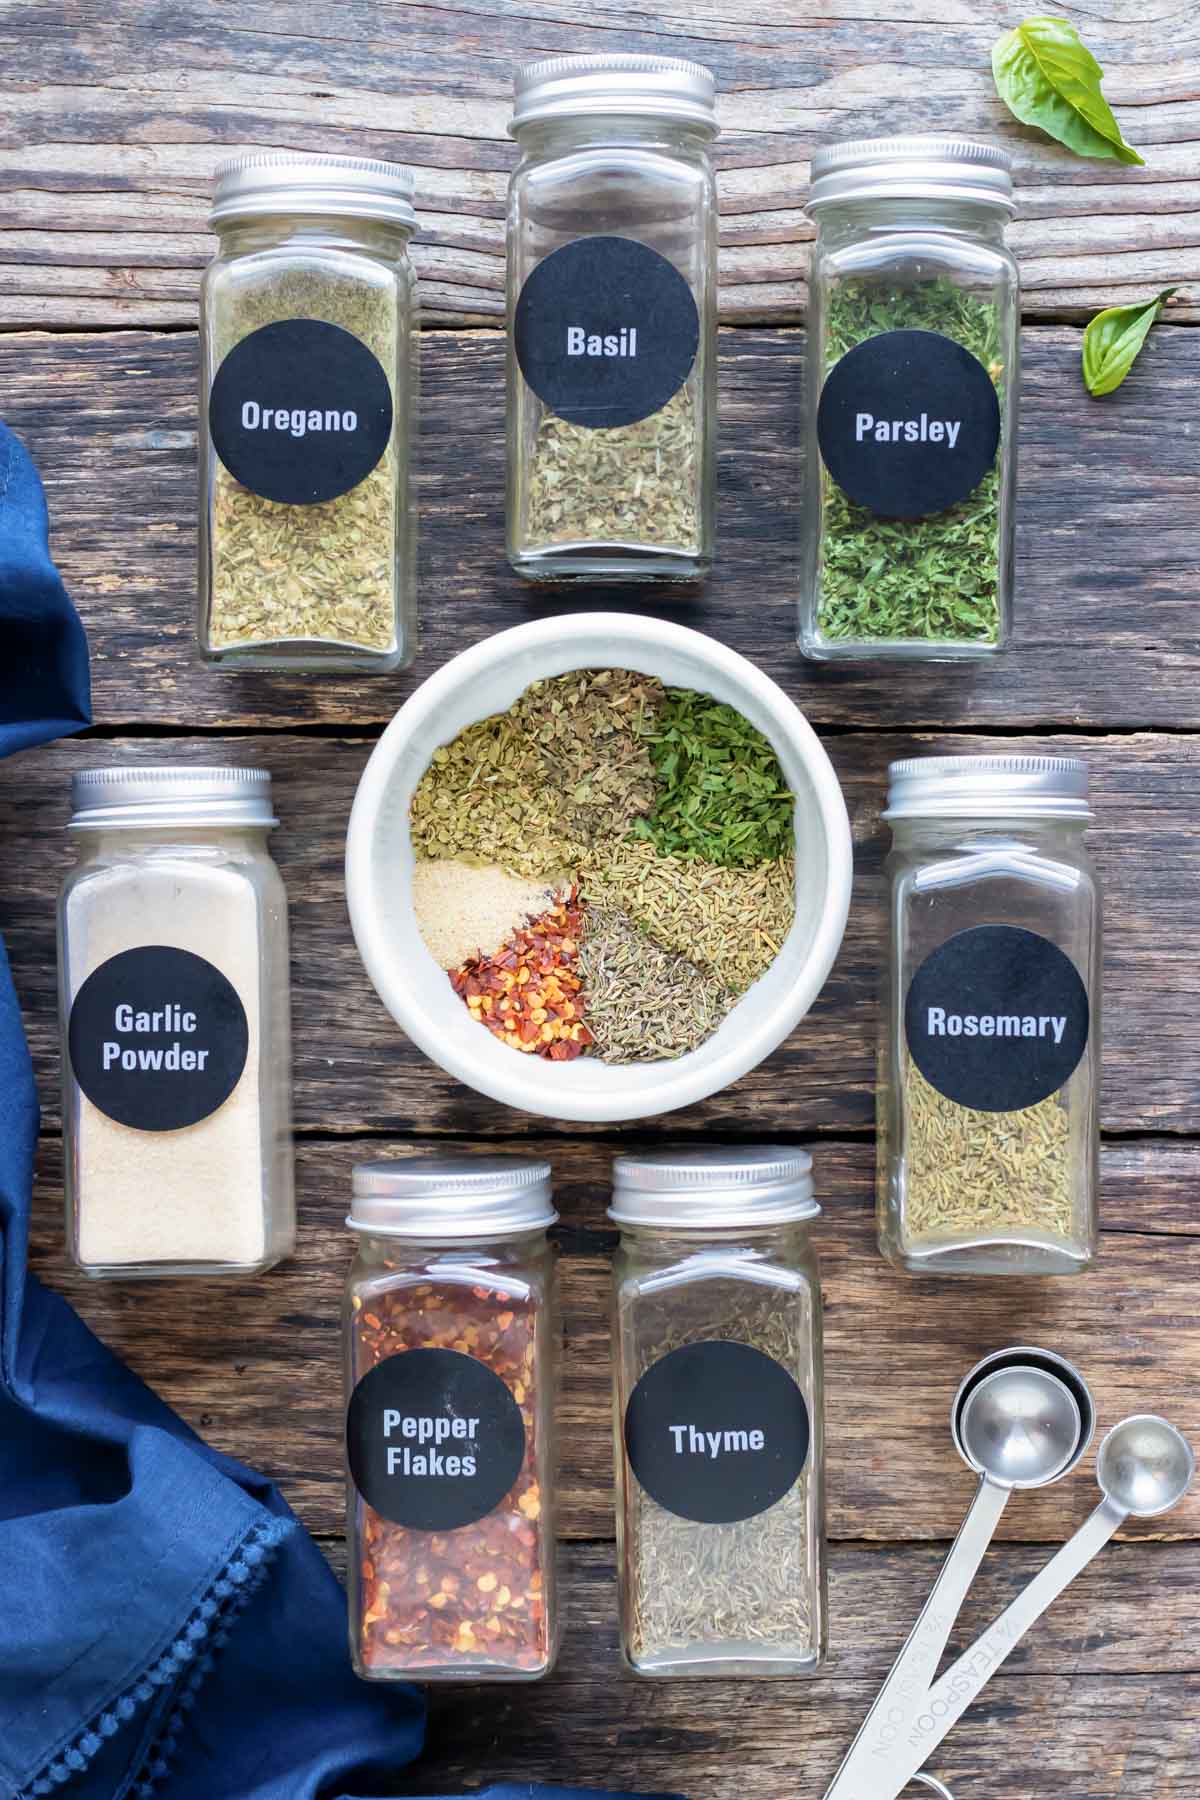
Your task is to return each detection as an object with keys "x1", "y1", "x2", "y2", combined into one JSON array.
[
  {"x1": 210, "y1": 153, "x2": 417, "y2": 231},
  {"x1": 348, "y1": 1155, "x2": 557, "y2": 1240},
  {"x1": 808, "y1": 135, "x2": 1014, "y2": 214},
  {"x1": 69, "y1": 765, "x2": 277, "y2": 832},
  {"x1": 510, "y1": 54, "x2": 718, "y2": 136},
  {"x1": 609, "y1": 1147, "x2": 818, "y2": 1229},
  {"x1": 885, "y1": 755, "x2": 1093, "y2": 822}
]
